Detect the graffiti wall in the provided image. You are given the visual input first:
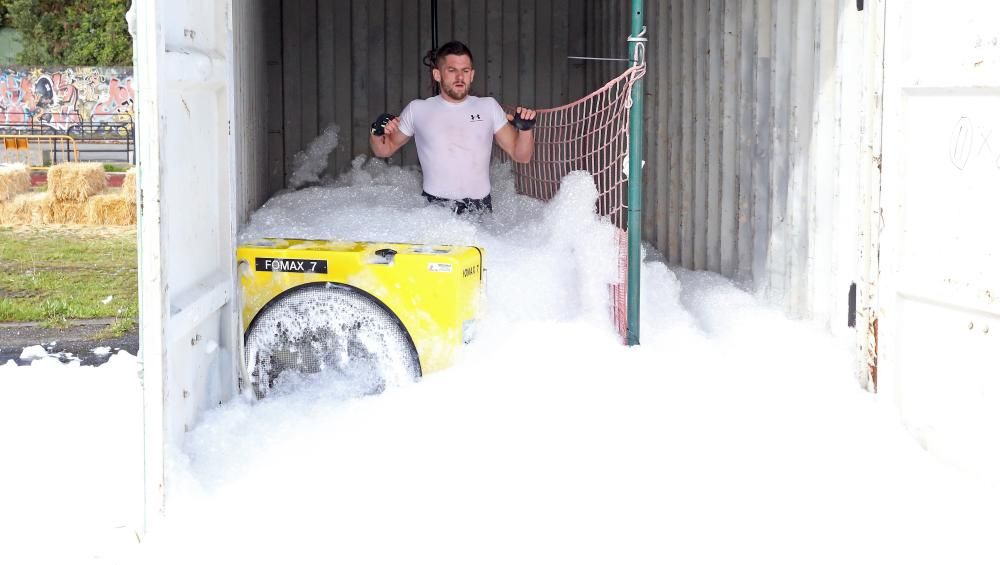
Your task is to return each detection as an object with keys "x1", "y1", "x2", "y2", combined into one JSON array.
[{"x1": 0, "y1": 67, "x2": 134, "y2": 130}]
